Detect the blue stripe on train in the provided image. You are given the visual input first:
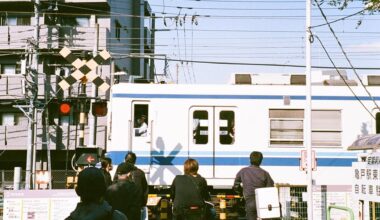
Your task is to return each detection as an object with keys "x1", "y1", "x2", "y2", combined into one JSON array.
[
  {"x1": 113, "y1": 93, "x2": 380, "y2": 101},
  {"x1": 106, "y1": 153, "x2": 356, "y2": 167}
]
